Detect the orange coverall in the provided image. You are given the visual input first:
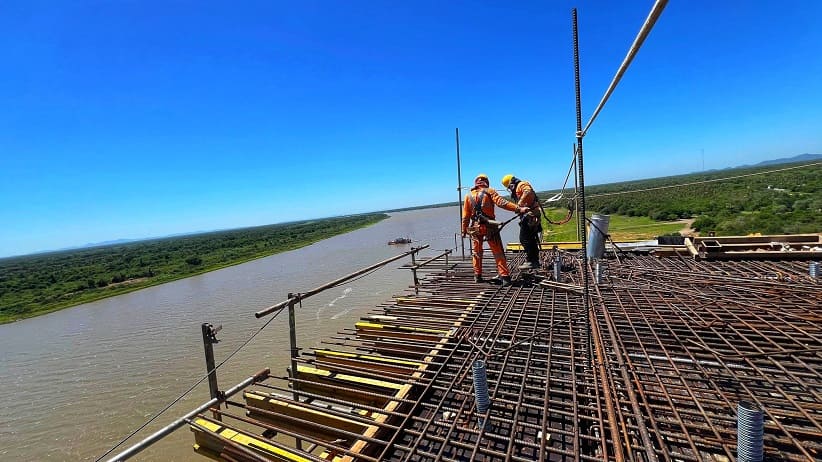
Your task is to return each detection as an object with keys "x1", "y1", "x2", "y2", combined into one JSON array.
[{"x1": 461, "y1": 185, "x2": 518, "y2": 277}]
